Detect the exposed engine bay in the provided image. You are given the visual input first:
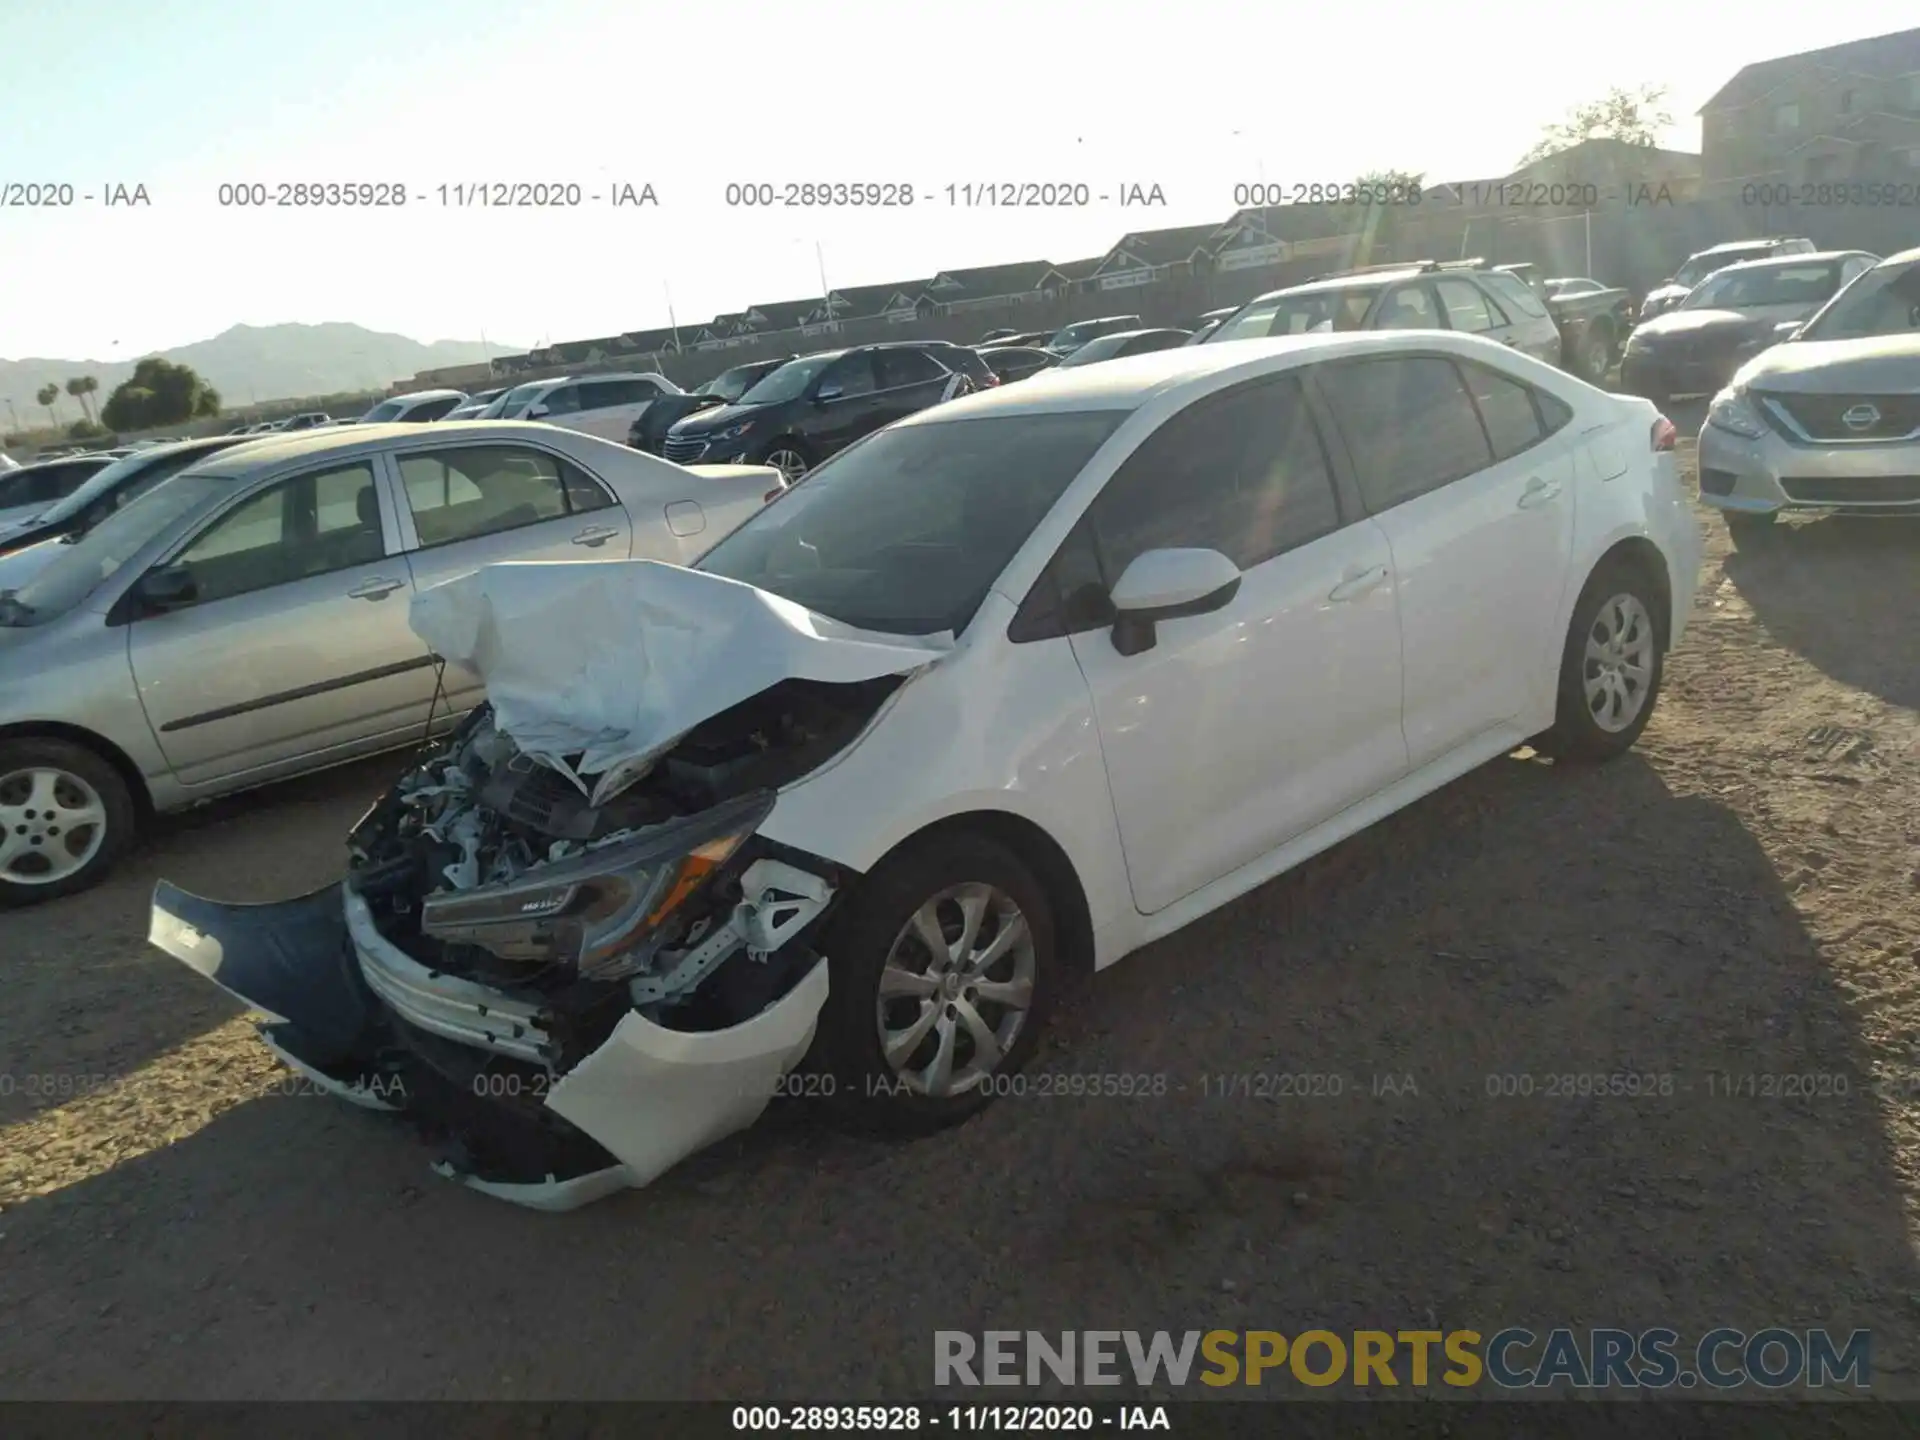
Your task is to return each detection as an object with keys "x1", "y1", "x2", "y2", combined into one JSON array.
[{"x1": 344, "y1": 675, "x2": 901, "y2": 1047}]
